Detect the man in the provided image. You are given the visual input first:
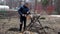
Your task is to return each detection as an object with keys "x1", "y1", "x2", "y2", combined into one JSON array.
[{"x1": 18, "y1": 3, "x2": 30, "y2": 32}]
